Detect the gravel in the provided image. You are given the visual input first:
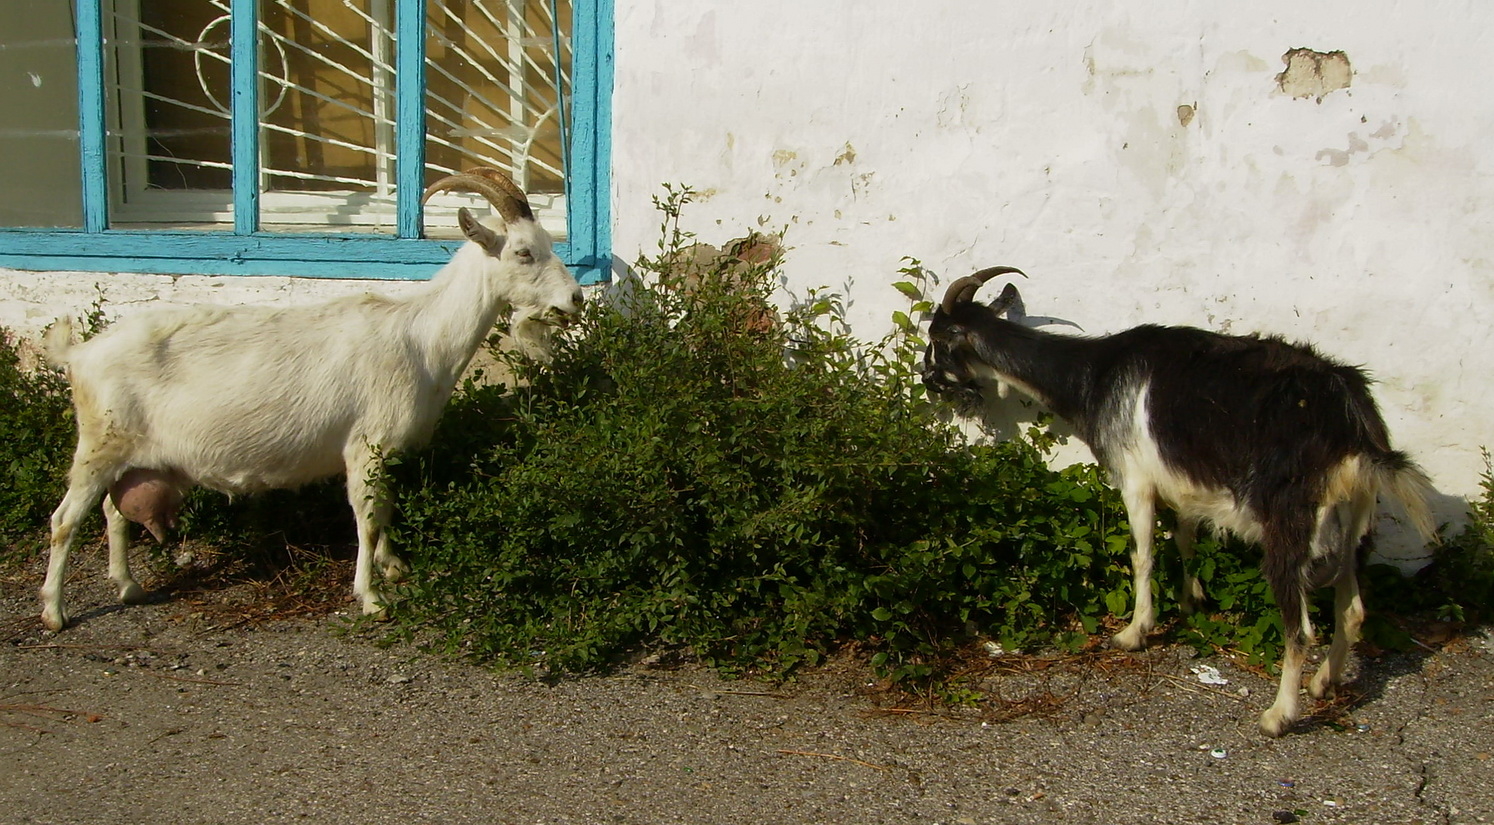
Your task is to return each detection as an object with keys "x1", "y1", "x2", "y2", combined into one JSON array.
[{"x1": 3, "y1": 557, "x2": 1492, "y2": 825}]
